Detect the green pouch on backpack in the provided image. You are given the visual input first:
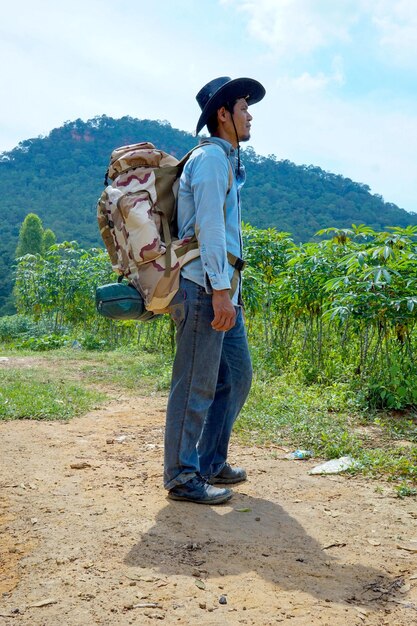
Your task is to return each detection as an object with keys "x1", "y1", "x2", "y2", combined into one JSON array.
[{"x1": 95, "y1": 281, "x2": 156, "y2": 321}]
